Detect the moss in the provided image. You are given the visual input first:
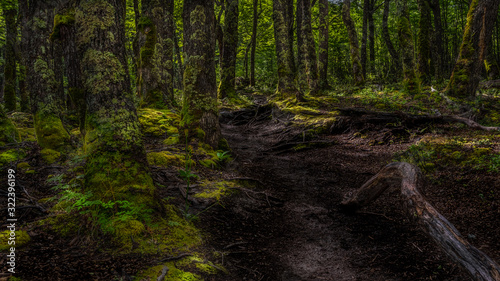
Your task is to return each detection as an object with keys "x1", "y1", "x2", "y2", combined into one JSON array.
[
  {"x1": 193, "y1": 180, "x2": 236, "y2": 201},
  {"x1": 75, "y1": 1, "x2": 115, "y2": 45},
  {"x1": 135, "y1": 262, "x2": 202, "y2": 281},
  {"x1": 34, "y1": 112, "x2": 70, "y2": 151},
  {"x1": 137, "y1": 108, "x2": 180, "y2": 137},
  {"x1": 218, "y1": 138, "x2": 230, "y2": 151},
  {"x1": 41, "y1": 148, "x2": 61, "y2": 164},
  {"x1": 164, "y1": 136, "x2": 180, "y2": 145},
  {"x1": 16, "y1": 162, "x2": 30, "y2": 170},
  {"x1": 0, "y1": 113, "x2": 20, "y2": 146},
  {"x1": 147, "y1": 151, "x2": 186, "y2": 167},
  {"x1": 0, "y1": 149, "x2": 25, "y2": 166},
  {"x1": 50, "y1": 11, "x2": 75, "y2": 41},
  {"x1": 0, "y1": 230, "x2": 31, "y2": 251}
]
